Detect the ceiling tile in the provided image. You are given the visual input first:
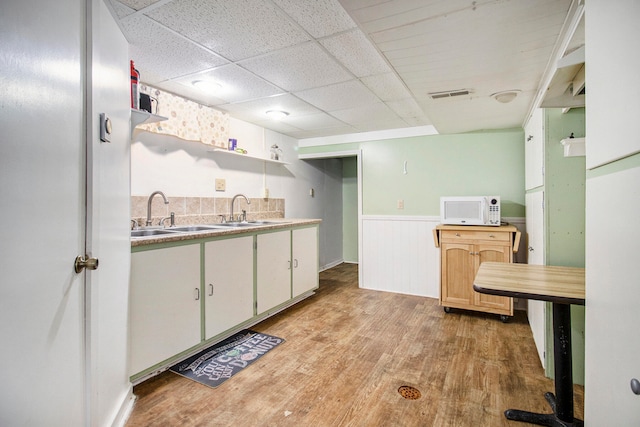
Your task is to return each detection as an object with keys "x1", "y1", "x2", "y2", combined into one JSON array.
[
  {"x1": 122, "y1": 14, "x2": 228, "y2": 83},
  {"x1": 320, "y1": 29, "x2": 391, "y2": 77},
  {"x1": 108, "y1": 0, "x2": 136, "y2": 19},
  {"x1": 360, "y1": 72, "x2": 412, "y2": 101},
  {"x1": 115, "y1": 0, "x2": 161, "y2": 10},
  {"x1": 239, "y1": 41, "x2": 353, "y2": 92},
  {"x1": 354, "y1": 117, "x2": 412, "y2": 133},
  {"x1": 385, "y1": 98, "x2": 428, "y2": 120},
  {"x1": 284, "y1": 112, "x2": 349, "y2": 130},
  {"x1": 330, "y1": 102, "x2": 400, "y2": 126},
  {"x1": 148, "y1": 80, "x2": 227, "y2": 107},
  {"x1": 218, "y1": 93, "x2": 322, "y2": 122},
  {"x1": 169, "y1": 64, "x2": 284, "y2": 103},
  {"x1": 295, "y1": 80, "x2": 380, "y2": 112},
  {"x1": 146, "y1": 0, "x2": 310, "y2": 61},
  {"x1": 273, "y1": 0, "x2": 357, "y2": 38}
]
